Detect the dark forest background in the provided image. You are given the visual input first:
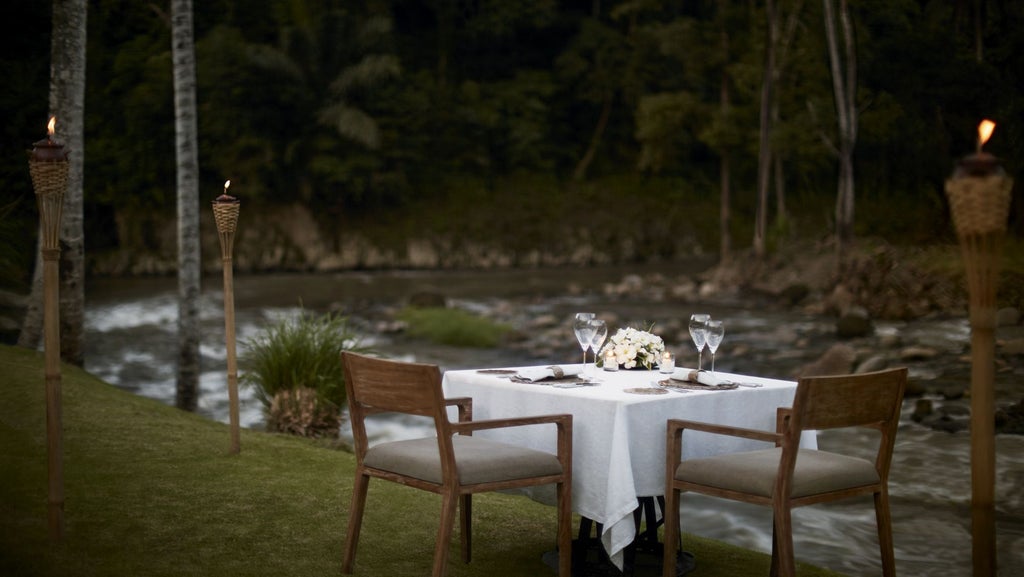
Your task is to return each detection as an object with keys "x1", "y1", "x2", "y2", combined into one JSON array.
[{"x1": 2, "y1": 0, "x2": 1023, "y2": 288}]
